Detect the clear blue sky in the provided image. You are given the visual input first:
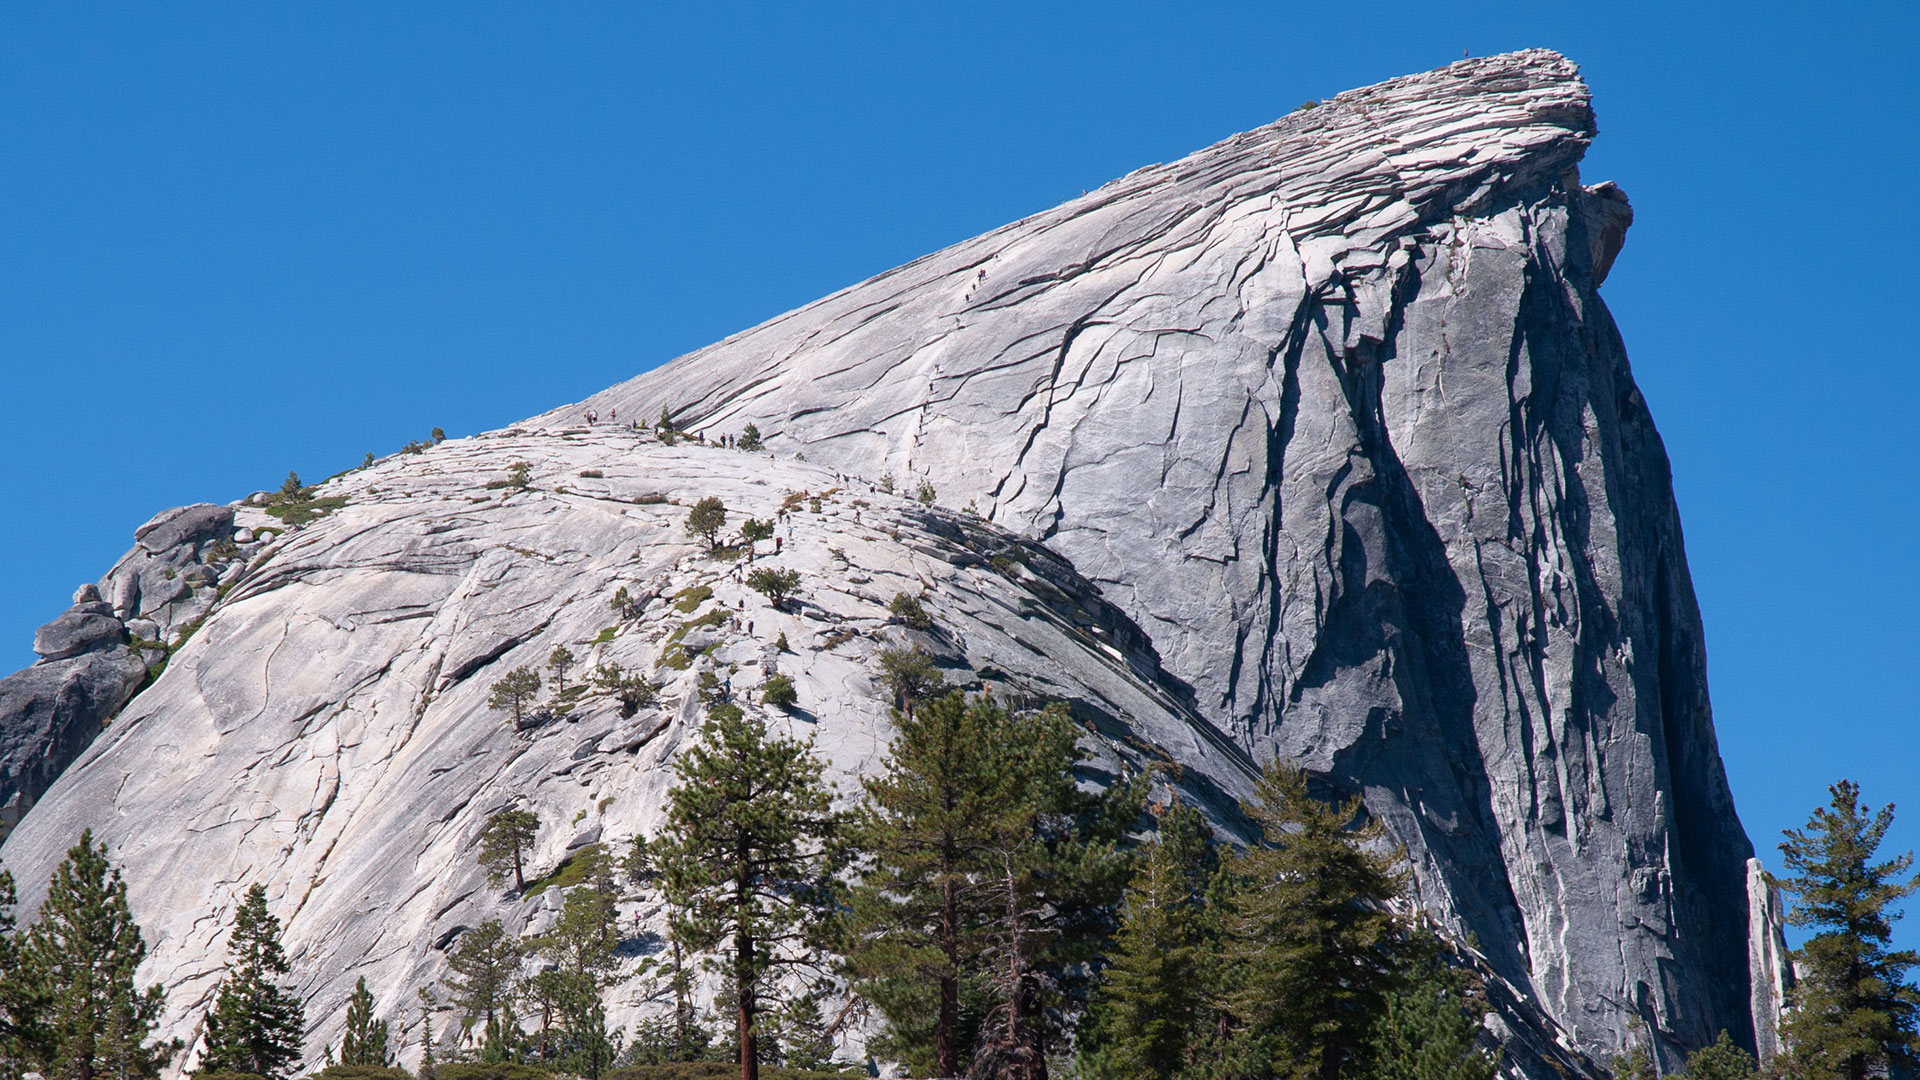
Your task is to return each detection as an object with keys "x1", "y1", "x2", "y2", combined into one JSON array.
[{"x1": 4, "y1": 5, "x2": 1916, "y2": 930}]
